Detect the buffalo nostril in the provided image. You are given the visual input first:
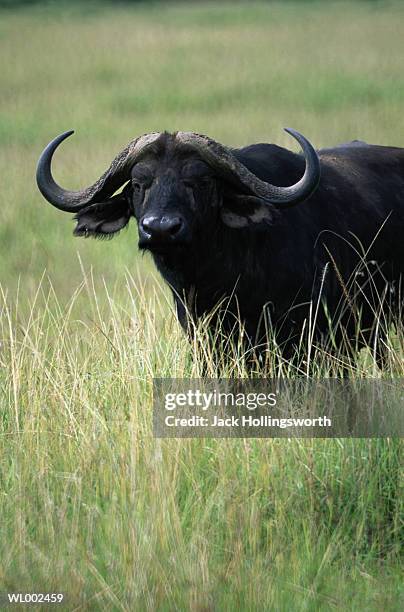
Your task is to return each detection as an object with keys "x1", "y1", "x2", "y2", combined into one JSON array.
[
  {"x1": 141, "y1": 215, "x2": 183, "y2": 240},
  {"x1": 140, "y1": 216, "x2": 158, "y2": 235},
  {"x1": 160, "y1": 216, "x2": 183, "y2": 236}
]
